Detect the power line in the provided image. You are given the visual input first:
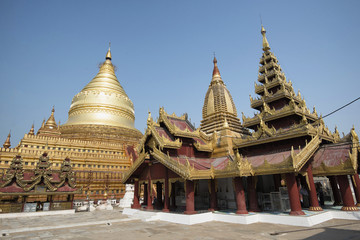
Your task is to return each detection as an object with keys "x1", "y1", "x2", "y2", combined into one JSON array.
[{"x1": 322, "y1": 96, "x2": 360, "y2": 119}]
